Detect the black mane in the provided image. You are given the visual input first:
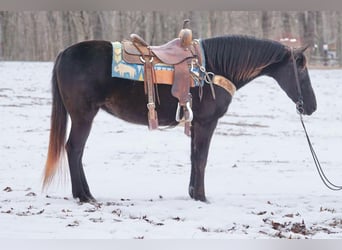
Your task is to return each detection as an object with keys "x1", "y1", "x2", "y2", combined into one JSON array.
[{"x1": 201, "y1": 35, "x2": 290, "y2": 87}]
